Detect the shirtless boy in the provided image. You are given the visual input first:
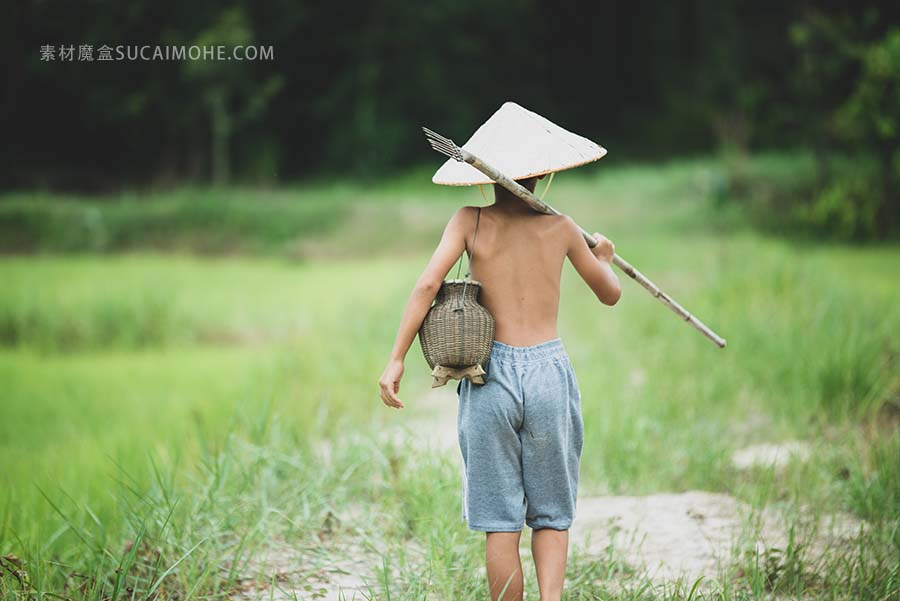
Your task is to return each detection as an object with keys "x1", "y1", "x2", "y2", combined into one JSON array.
[{"x1": 379, "y1": 103, "x2": 620, "y2": 601}]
